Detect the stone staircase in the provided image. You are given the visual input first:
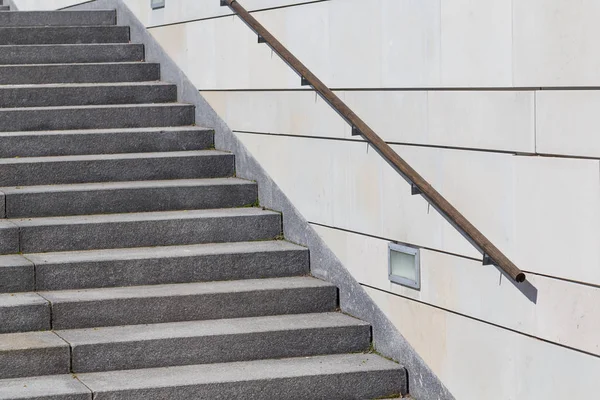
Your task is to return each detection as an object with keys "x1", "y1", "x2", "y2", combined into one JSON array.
[{"x1": 0, "y1": 8, "x2": 406, "y2": 399}]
